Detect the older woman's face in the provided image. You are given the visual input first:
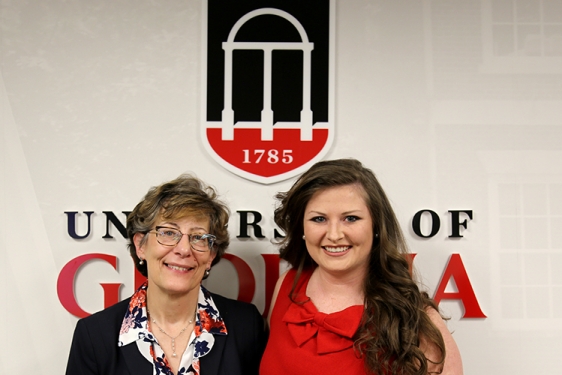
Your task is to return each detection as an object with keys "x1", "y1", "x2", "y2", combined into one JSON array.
[
  {"x1": 303, "y1": 184, "x2": 373, "y2": 279},
  {"x1": 134, "y1": 215, "x2": 216, "y2": 297}
]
